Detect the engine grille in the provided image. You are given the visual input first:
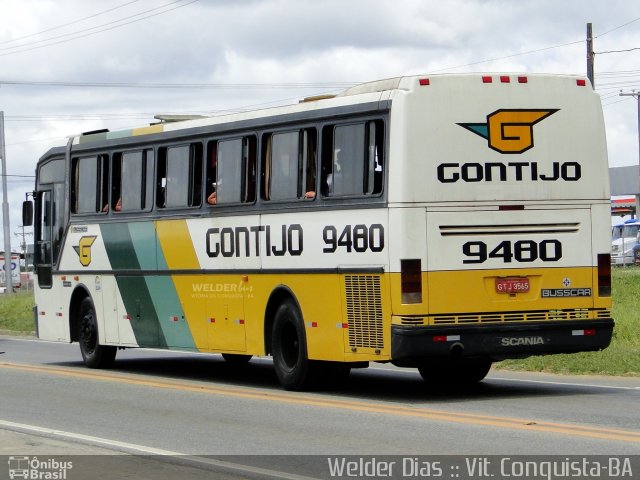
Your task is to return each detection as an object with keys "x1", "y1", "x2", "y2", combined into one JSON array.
[{"x1": 344, "y1": 275, "x2": 384, "y2": 349}]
